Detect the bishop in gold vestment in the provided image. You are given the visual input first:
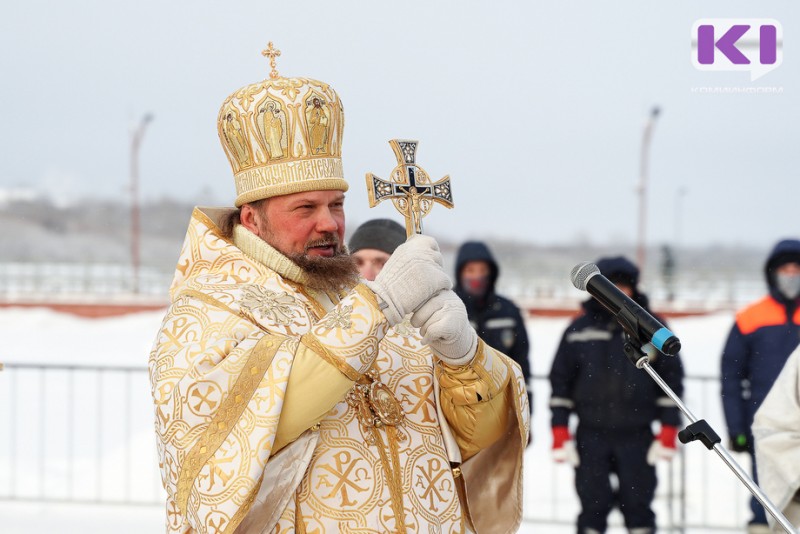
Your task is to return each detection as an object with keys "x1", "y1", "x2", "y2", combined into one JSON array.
[{"x1": 149, "y1": 53, "x2": 528, "y2": 534}]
